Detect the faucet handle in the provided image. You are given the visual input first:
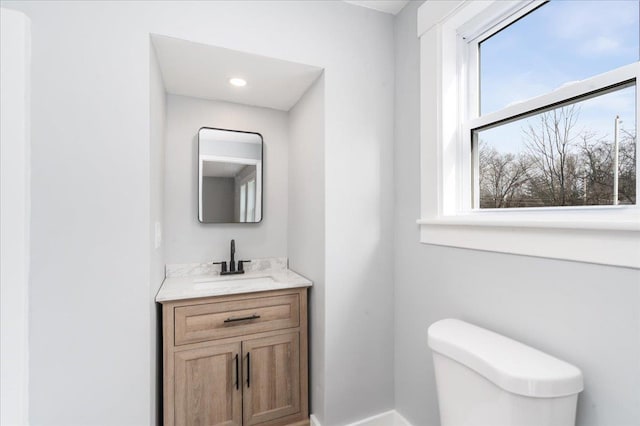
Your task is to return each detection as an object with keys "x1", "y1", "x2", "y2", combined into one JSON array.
[
  {"x1": 212, "y1": 261, "x2": 228, "y2": 274},
  {"x1": 238, "y1": 260, "x2": 251, "y2": 272}
]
